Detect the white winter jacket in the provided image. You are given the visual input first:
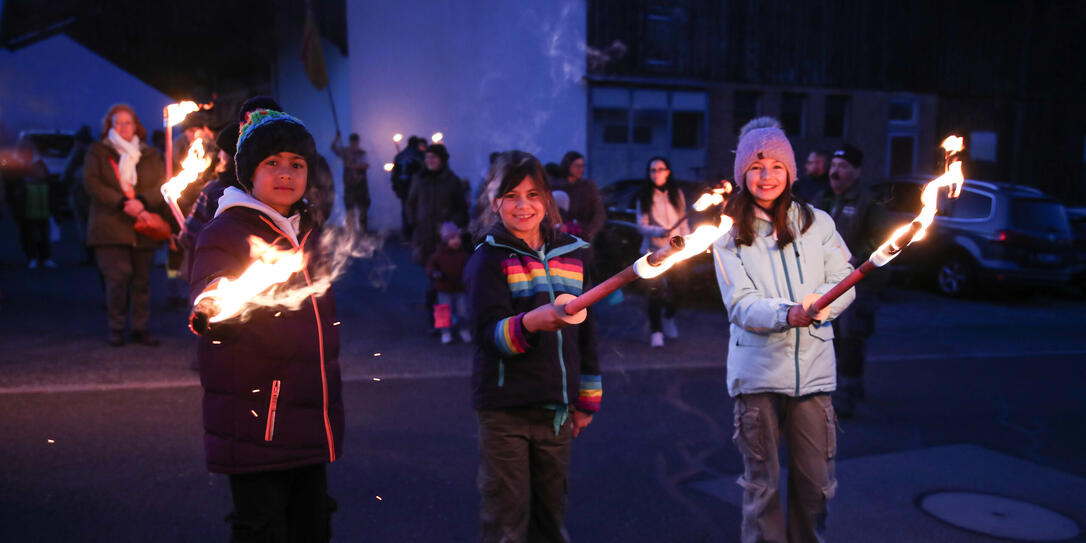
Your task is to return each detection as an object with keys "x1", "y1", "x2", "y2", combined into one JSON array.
[{"x1": 712, "y1": 203, "x2": 856, "y2": 397}]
